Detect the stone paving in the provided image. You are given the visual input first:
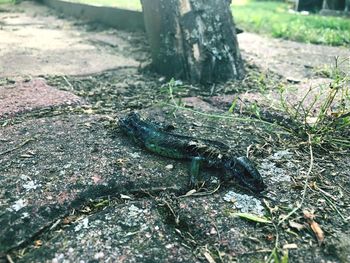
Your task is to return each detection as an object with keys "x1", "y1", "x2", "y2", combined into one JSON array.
[
  {"x1": 0, "y1": 78, "x2": 82, "y2": 118},
  {"x1": 1, "y1": 1, "x2": 349, "y2": 262}
]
